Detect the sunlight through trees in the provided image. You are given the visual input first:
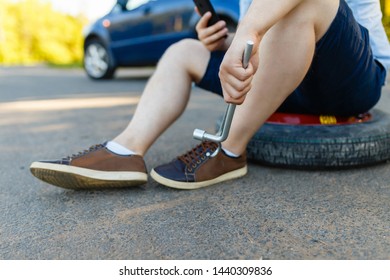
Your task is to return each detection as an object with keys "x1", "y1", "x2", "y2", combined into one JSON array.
[{"x1": 0, "y1": 0, "x2": 86, "y2": 65}]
